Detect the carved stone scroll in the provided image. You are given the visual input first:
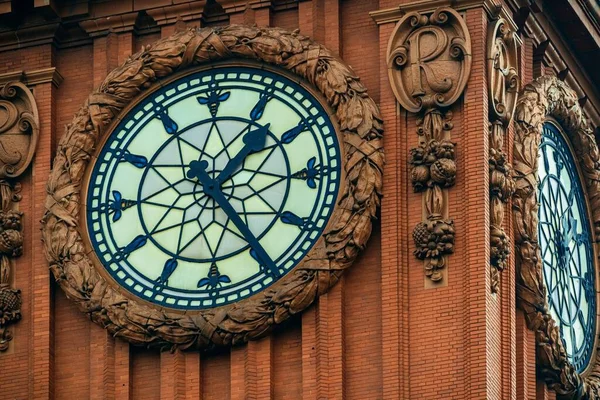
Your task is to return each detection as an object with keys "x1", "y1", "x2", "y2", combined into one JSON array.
[
  {"x1": 513, "y1": 75, "x2": 600, "y2": 397},
  {"x1": 0, "y1": 81, "x2": 38, "y2": 351},
  {"x1": 0, "y1": 82, "x2": 40, "y2": 179},
  {"x1": 487, "y1": 17, "x2": 518, "y2": 293},
  {"x1": 387, "y1": 6, "x2": 471, "y2": 282},
  {"x1": 41, "y1": 26, "x2": 384, "y2": 351}
]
